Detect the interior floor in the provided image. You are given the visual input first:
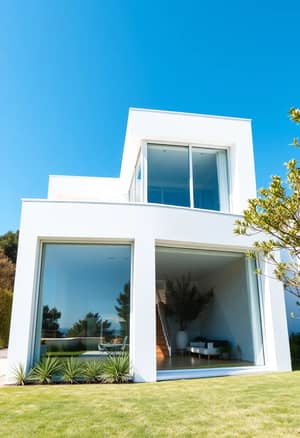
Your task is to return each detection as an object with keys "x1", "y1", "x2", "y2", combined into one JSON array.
[{"x1": 157, "y1": 353, "x2": 254, "y2": 370}]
